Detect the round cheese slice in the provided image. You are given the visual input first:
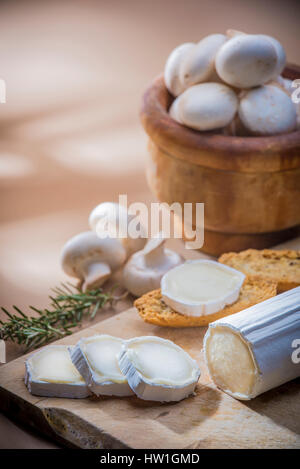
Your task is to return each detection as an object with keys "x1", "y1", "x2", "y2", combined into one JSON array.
[
  {"x1": 118, "y1": 336, "x2": 200, "y2": 402},
  {"x1": 25, "y1": 345, "x2": 90, "y2": 398},
  {"x1": 70, "y1": 335, "x2": 134, "y2": 397},
  {"x1": 161, "y1": 260, "x2": 245, "y2": 316}
]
